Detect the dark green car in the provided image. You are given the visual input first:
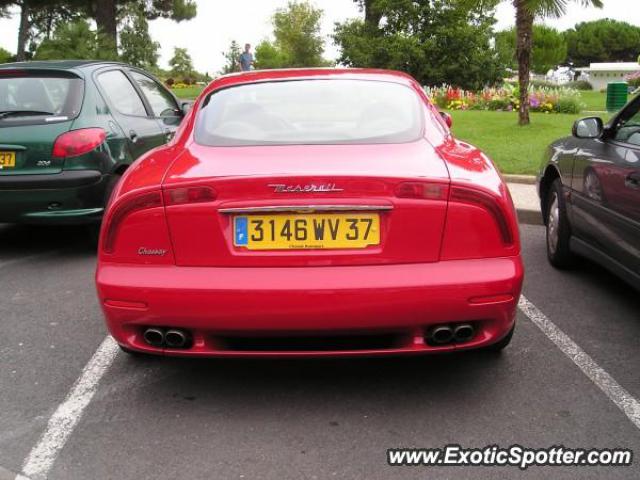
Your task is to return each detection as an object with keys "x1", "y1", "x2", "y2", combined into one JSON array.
[{"x1": 0, "y1": 60, "x2": 186, "y2": 226}]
